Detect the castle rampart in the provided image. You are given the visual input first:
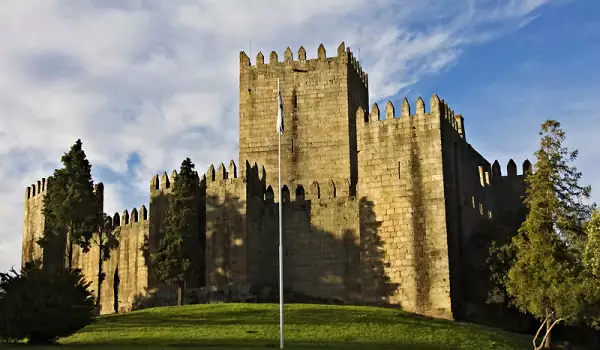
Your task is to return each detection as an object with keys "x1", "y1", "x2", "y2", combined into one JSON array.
[
  {"x1": 21, "y1": 41, "x2": 530, "y2": 320},
  {"x1": 22, "y1": 177, "x2": 48, "y2": 267}
]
